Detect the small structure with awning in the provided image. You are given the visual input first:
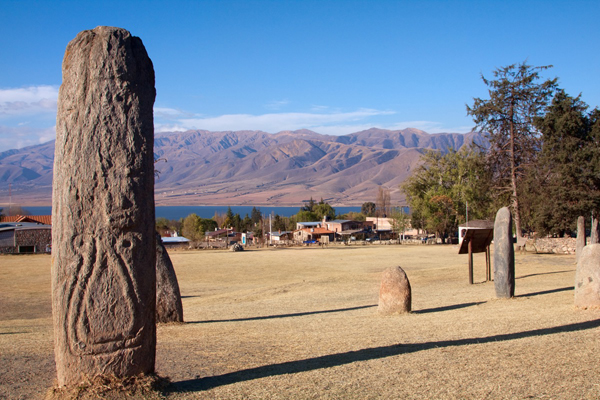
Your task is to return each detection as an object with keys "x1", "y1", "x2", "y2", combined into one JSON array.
[{"x1": 458, "y1": 220, "x2": 494, "y2": 284}]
